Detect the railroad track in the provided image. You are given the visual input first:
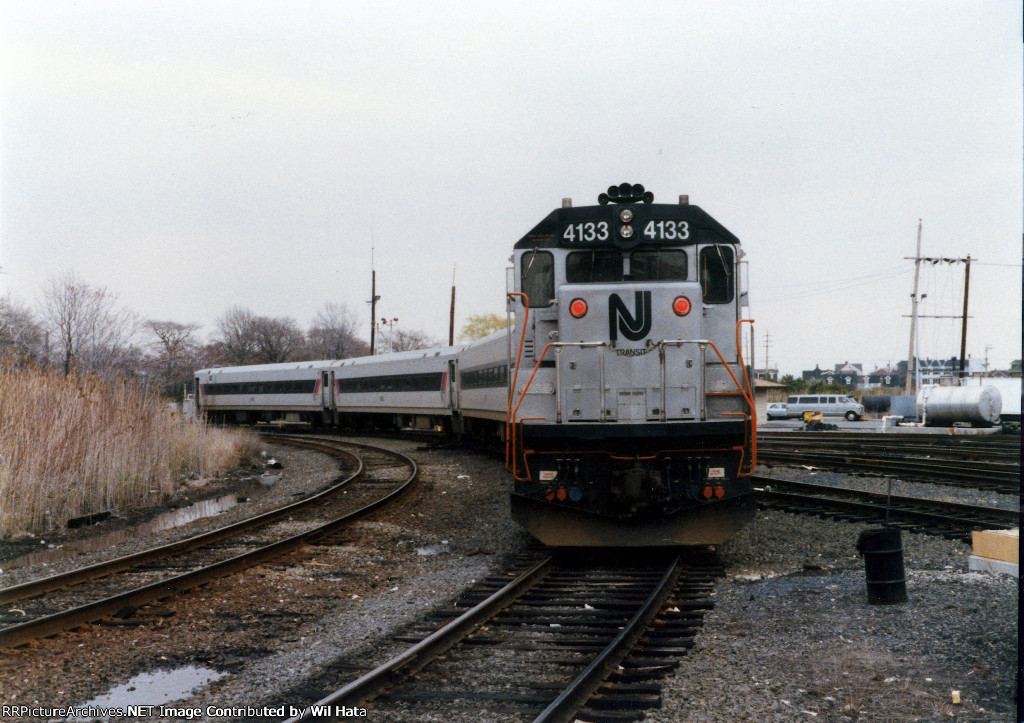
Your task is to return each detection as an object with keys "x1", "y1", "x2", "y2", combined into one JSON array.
[
  {"x1": 0, "y1": 435, "x2": 416, "y2": 648},
  {"x1": 757, "y1": 432, "x2": 1020, "y2": 494},
  {"x1": 753, "y1": 475, "x2": 1019, "y2": 540},
  {"x1": 284, "y1": 550, "x2": 722, "y2": 723}
]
